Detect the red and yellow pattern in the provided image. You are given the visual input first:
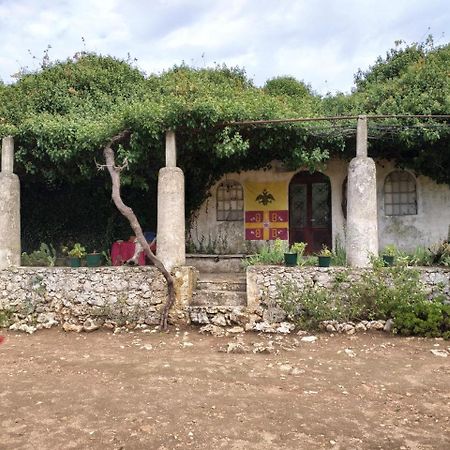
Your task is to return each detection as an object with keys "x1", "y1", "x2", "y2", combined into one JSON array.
[{"x1": 244, "y1": 182, "x2": 289, "y2": 240}]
